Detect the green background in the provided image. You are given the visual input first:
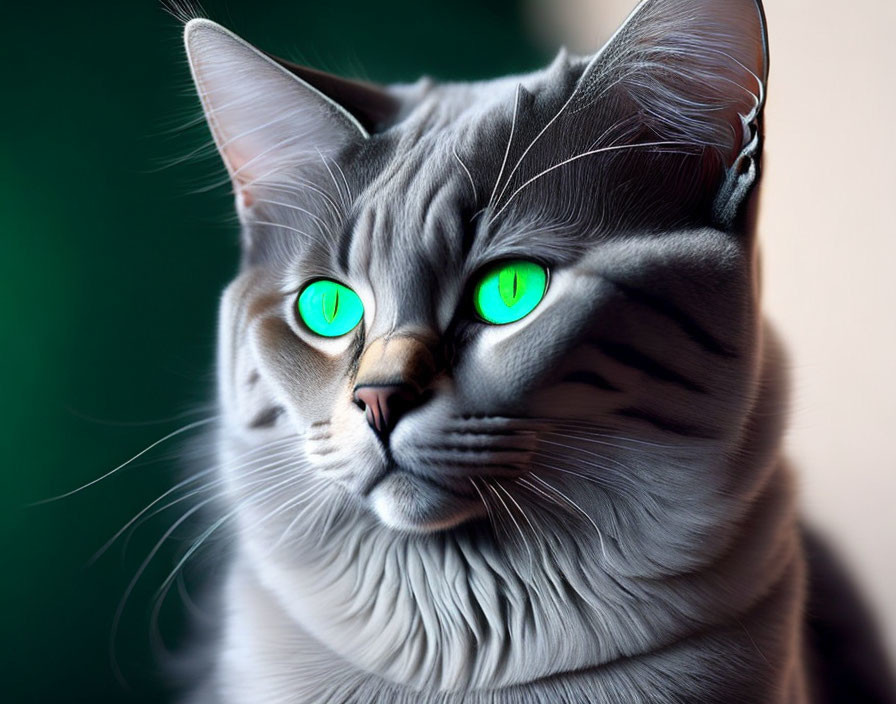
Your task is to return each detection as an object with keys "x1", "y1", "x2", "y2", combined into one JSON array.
[{"x1": 1, "y1": 1, "x2": 544, "y2": 701}]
